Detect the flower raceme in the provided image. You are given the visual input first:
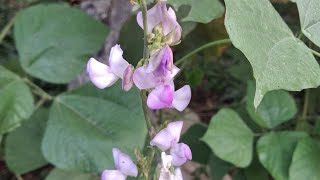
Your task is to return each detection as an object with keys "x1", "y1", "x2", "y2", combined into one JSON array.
[
  {"x1": 101, "y1": 148, "x2": 138, "y2": 180},
  {"x1": 137, "y1": 2, "x2": 182, "y2": 46}
]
